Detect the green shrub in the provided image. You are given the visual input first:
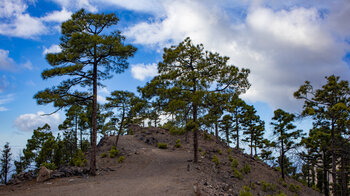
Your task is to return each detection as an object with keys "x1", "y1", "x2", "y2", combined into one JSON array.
[
  {"x1": 71, "y1": 150, "x2": 87, "y2": 167},
  {"x1": 175, "y1": 139, "x2": 181, "y2": 148},
  {"x1": 201, "y1": 151, "x2": 207, "y2": 156},
  {"x1": 198, "y1": 148, "x2": 202, "y2": 152},
  {"x1": 229, "y1": 155, "x2": 233, "y2": 162},
  {"x1": 203, "y1": 132, "x2": 212, "y2": 140},
  {"x1": 169, "y1": 127, "x2": 186, "y2": 135},
  {"x1": 118, "y1": 156, "x2": 125, "y2": 163},
  {"x1": 275, "y1": 192, "x2": 287, "y2": 196},
  {"x1": 312, "y1": 185, "x2": 320, "y2": 192},
  {"x1": 227, "y1": 148, "x2": 232, "y2": 154},
  {"x1": 212, "y1": 155, "x2": 220, "y2": 165},
  {"x1": 233, "y1": 168, "x2": 243, "y2": 180},
  {"x1": 157, "y1": 143, "x2": 168, "y2": 149},
  {"x1": 231, "y1": 158, "x2": 239, "y2": 168},
  {"x1": 288, "y1": 184, "x2": 300, "y2": 193},
  {"x1": 261, "y1": 181, "x2": 276, "y2": 192},
  {"x1": 241, "y1": 164, "x2": 251, "y2": 174},
  {"x1": 41, "y1": 162, "x2": 56, "y2": 170},
  {"x1": 239, "y1": 186, "x2": 253, "y2": 196},
  {"x1": 218, "y1": 149, "x2": 222, "y2": 155},
  {"x1": 100, "y1": 152, "x2": 108, "y2": 158},
  {"x1": 128, "y1": 129, "x2": 134, "y2": 135},
  {"x1": 109, "y1": 145, "x2": 119, "y2": 158}
]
